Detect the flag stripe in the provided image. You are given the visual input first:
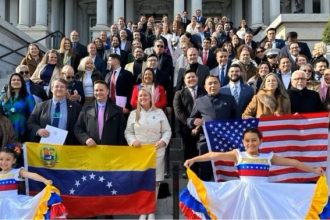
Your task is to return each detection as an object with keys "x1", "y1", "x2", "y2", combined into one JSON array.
[
  {"x1": 205, "y1": 113, "x2": 329, "y2": 183},
  {"x1": 28, "y1": 167, "x2": 155, "y2": 196}
]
